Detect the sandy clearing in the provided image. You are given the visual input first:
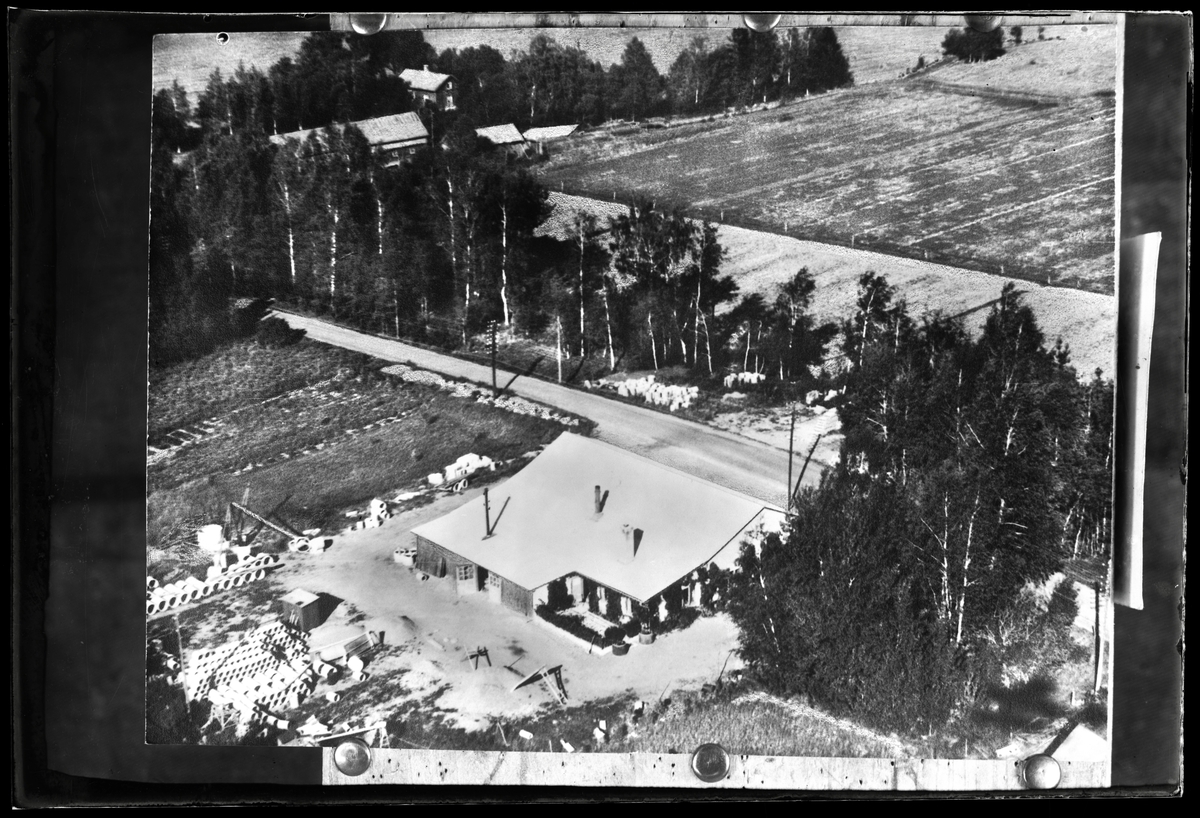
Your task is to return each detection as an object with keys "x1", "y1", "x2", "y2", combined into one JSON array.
[{"x1": 266, "y1": 482, "x2": 746, "y2": 730}]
